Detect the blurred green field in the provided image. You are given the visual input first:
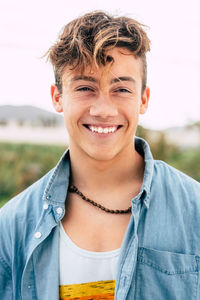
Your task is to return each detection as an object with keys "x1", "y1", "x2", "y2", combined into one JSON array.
[
  {"x1": 0, "y1": 143, "x2": 66, "y2": 208},
  {"x1": 0, "y1": 138, "x2": 199, "y2": 208}
]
